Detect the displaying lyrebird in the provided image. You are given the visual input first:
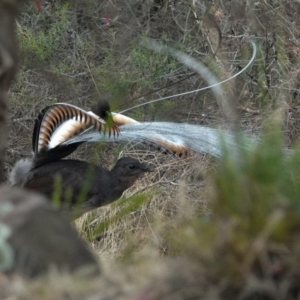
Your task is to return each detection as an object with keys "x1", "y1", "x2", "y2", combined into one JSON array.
[
  {"x1": 10, "y1": 156, "x2": 152, "y2": 218},
  {"x1": 9, "y1": 40, "x2": 257, "y2": 218},
  {"x1": 10, "y1": 101, "x2": 153, "y2": 218},
  {"x1": 32, "y1": 102, "x2": 191, "y2": 159},
  {"x1": 10, "y1": 100, "x2": 254, "y2": 218},
  {"x1": 31, "y1": 102, "x2": 254, "y2": 159}
]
